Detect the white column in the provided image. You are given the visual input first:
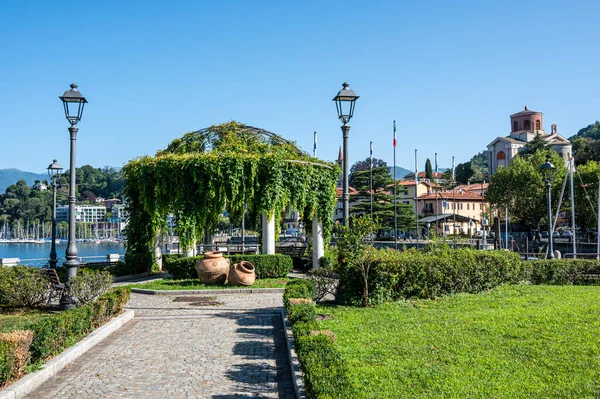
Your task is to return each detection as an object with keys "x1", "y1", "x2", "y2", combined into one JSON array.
[
  {"x1": 262, "y1": 212, "x2": 275, "y2": 255},
  {"x1": 153, "y1": 225, "x2": 163, "y2": 271},
  {"x1": 312, "y1": 215, "x2": 324, "y2": 269},
  {"x1": 183, "y1": 239, "x2": 196, "y2": 257}
]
